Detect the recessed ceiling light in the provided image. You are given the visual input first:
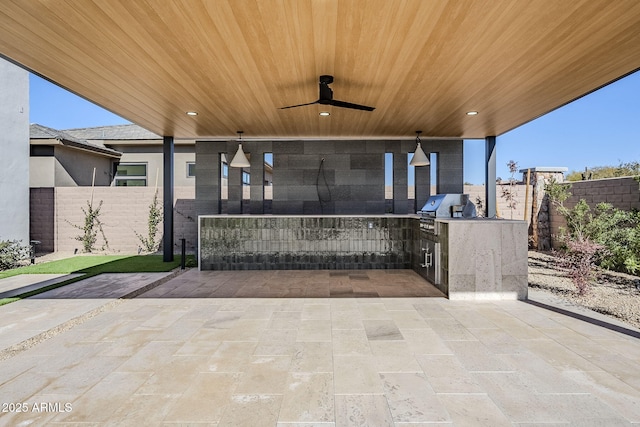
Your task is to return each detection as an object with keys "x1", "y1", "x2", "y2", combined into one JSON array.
[
  {"x1": 186, "y1": 111, "x2": 198, "y2": 116},
  {"x1": 466, "y1": 111, "x2": 478, "y2": 116},
  {"x1": 319, "y1": 111, "x2": 330, "y2": 116}
]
